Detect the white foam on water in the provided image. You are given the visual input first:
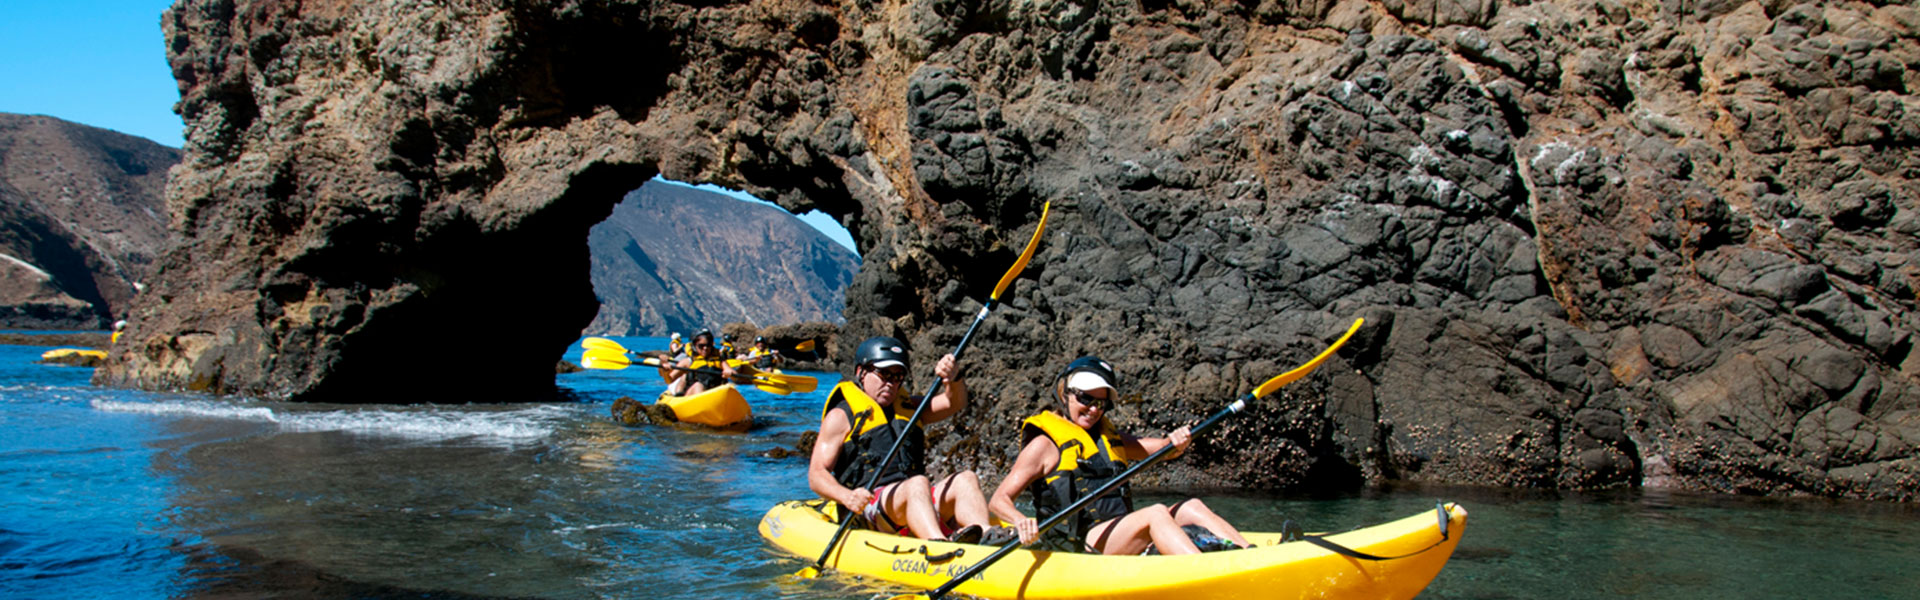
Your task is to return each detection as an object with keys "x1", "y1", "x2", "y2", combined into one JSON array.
[
  {"x1": 275, "y1": 406, "x2": 560, "y2": 443},
  {"x1": 91, "y1": 399, "x2": 564, "y2": 445},
  {"x1": 91, "y1": 399, "x2": 279, "y2": 422}
]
